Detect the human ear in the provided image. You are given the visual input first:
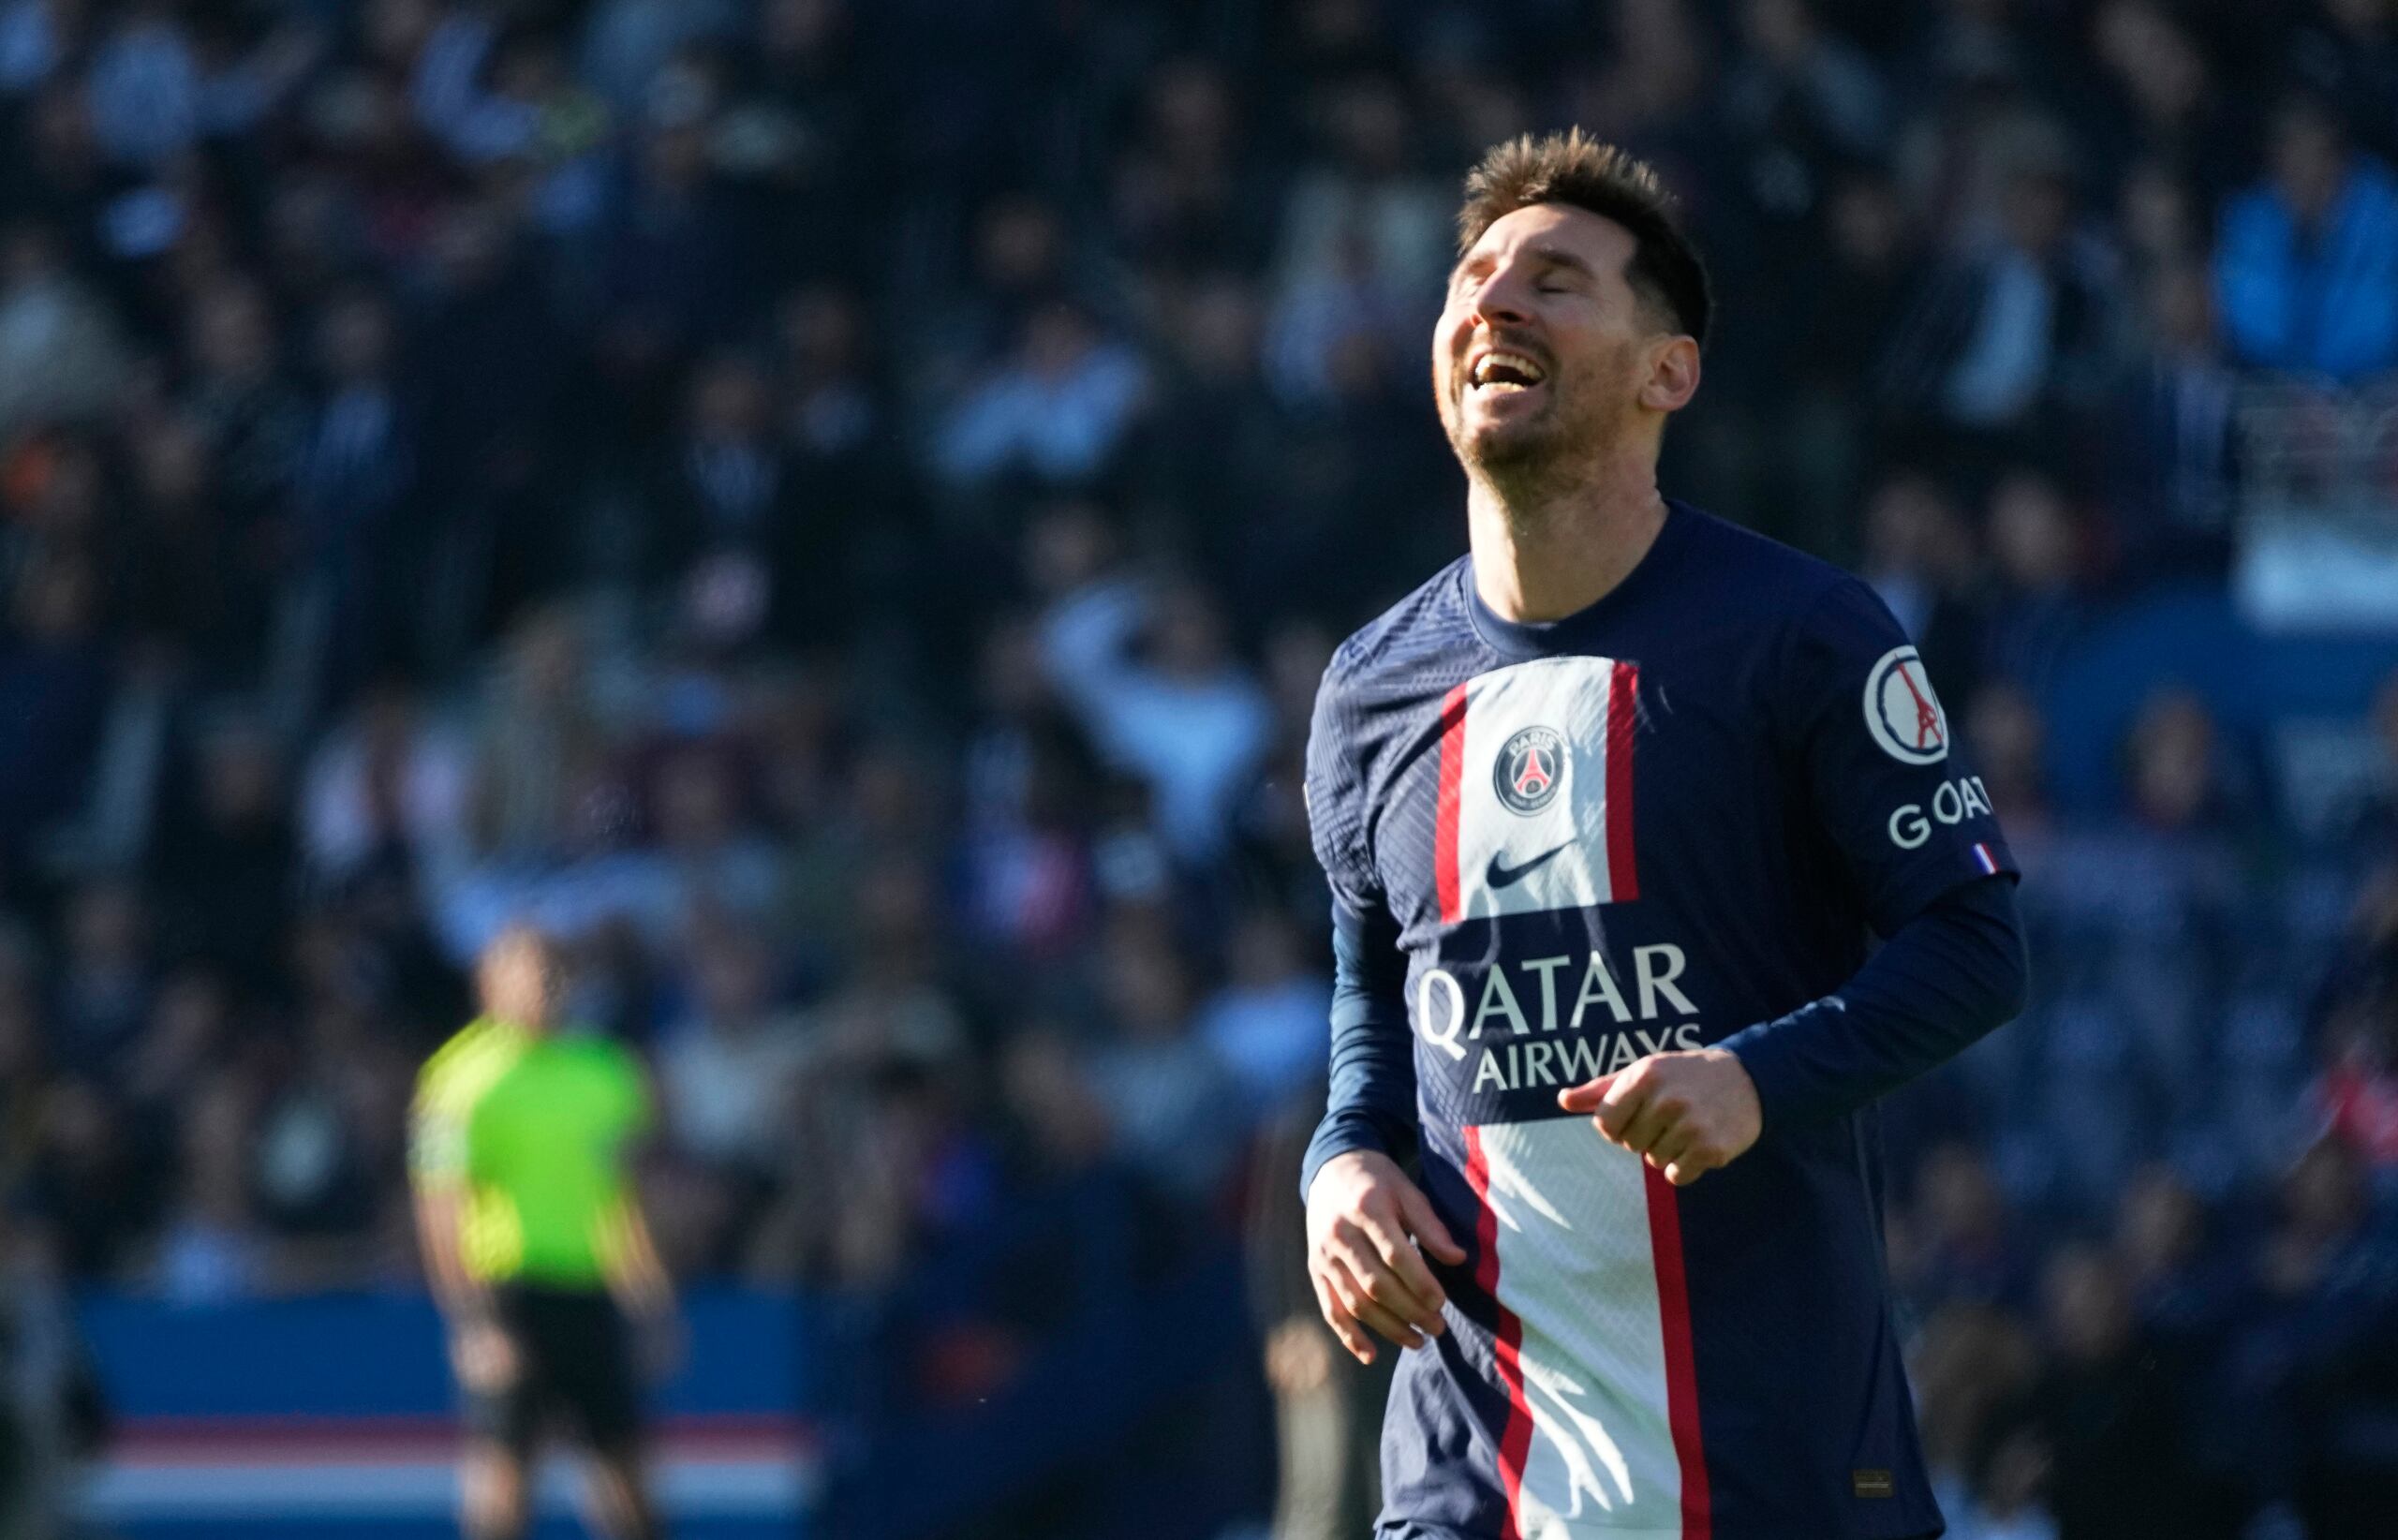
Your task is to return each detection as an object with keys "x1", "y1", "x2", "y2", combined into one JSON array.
[{"x1": 1639, "y1": 335, "x2": 1701, "y2": 413}]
